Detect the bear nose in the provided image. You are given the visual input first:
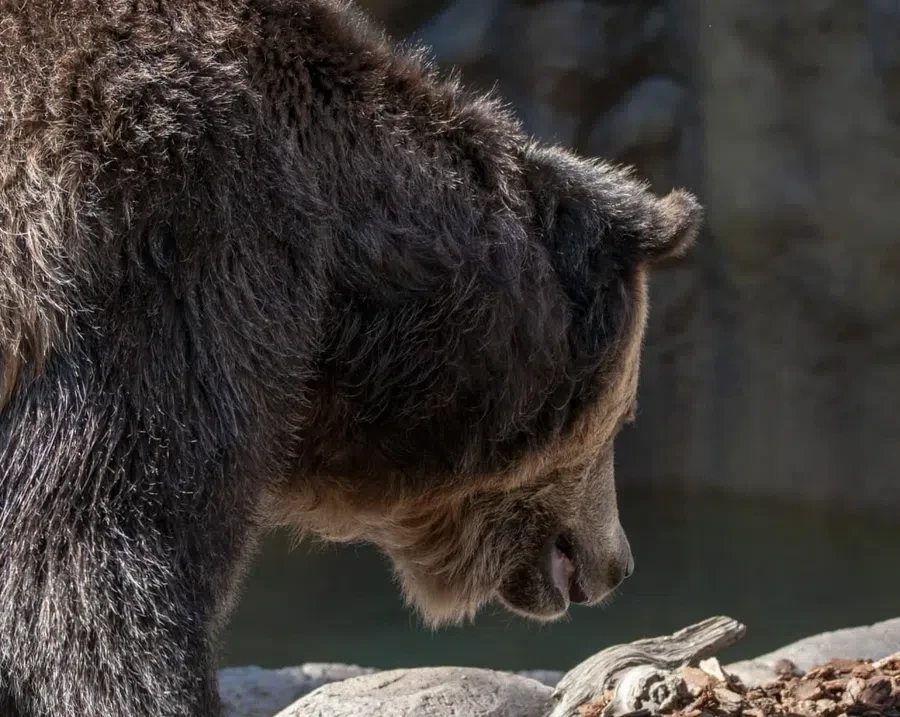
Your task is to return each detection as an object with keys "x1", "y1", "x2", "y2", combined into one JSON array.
[{"x1": 607, "y1": 550, "x2": 634, "y2": 588}]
